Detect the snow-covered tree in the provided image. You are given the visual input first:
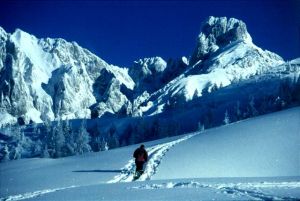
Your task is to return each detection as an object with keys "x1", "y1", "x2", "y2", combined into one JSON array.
[
  {"x1": 41, "y1": 144, "x2": 50, "y2": 158},
  {"x1": 44, "y1": 119, "x2": 66, "y2": 158},
  {"x1": 100, "y1": 138, "x2": 109, "y2": 151},
  {"x1": 31, "y1": 139, "x2": 42, "y2": 157},
  {"x1": 278, "y1": 78, "x2": 293, "y2": 106},
  {"x1": 236, "y1": 101, "x2": 242, "y2": 119},
  {"x1": 11, "y1": 144, "x2": 22, "y2": 160},
  {"x1": 53, "y1": 121, "x2": 65, "y2": 158},
  {"x1": 292, "y1": 75, "x2": 300, "y2": 104},
  {"x1": 43, "y1": 119, "x2": 52, "y2": 142},
  {"x1": 198, "y1": 121, "x2": 205, "y2": 132},
  {"x1": 8, "y1": 126, "x2": 29, "y2": 159},
  {"x1": 2, "y1": 144, "x2": 10, "y2": 161},
  {"x1": 62, "y1": 119, "x2": 71, "y2": 137},
  {"x1": 249, "y1": 97, "x2": 259, "y2": 116},
  {"x1": 244, "y1": 97, "x2": 258, "y2": 118},
  {"x1": 223, "y1": 110, "x2": 230, "y2": 125},
  {"x1": 62, "y1": 119, "x2": 75, "y2": 155},
  {"x1": 74, "y1": 119, "x2": 91, "y2": 155}
]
